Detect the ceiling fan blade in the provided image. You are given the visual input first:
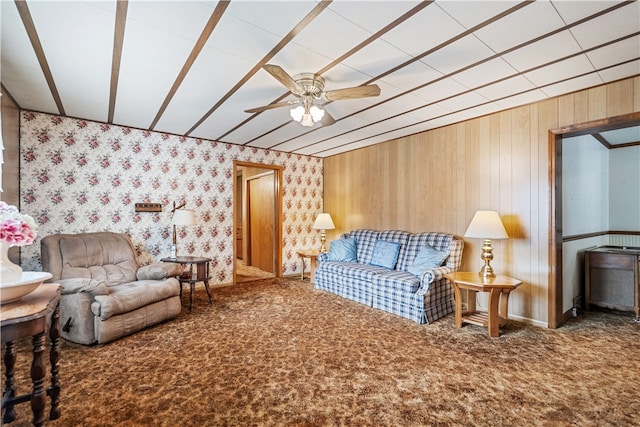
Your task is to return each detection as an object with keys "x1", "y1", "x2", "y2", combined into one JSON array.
[
  {"x1": 324, "y1": 84, "x2": 381, "y2": 101},
  {"x1": 244, "y1": 101, "x2": 296, "y2": 114},
  {"x1": 320, "y1": 109, "x2": 336, "y2": 126},
  {"x1": 263, "y1": 64, "x2": 303, "y2": 95}
]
